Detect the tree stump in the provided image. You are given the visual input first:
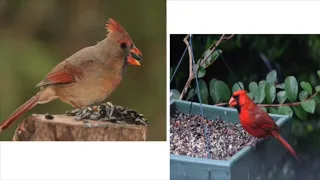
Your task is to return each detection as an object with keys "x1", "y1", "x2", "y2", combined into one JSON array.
[{"x1": 13, "y1": 114, "x2": 147, "y2": 141}]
